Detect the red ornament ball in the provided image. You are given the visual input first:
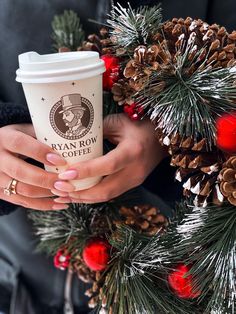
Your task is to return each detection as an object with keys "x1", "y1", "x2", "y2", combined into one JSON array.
[
  {"x1": 101, "y1": 55, "x2": 120, "y2": 90},
  {"x1": 168, "y1": 264, "x2": 201, "y2": 299},
  {"x1": 54, "y1": 249, "x2": 71, "y2": 270},
  {"x1": 216, "y1": 113, "x2": 236, "y2": 153},
  {"x1": 82, "y1": 238, "x2": 111, "y2": 271}
]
